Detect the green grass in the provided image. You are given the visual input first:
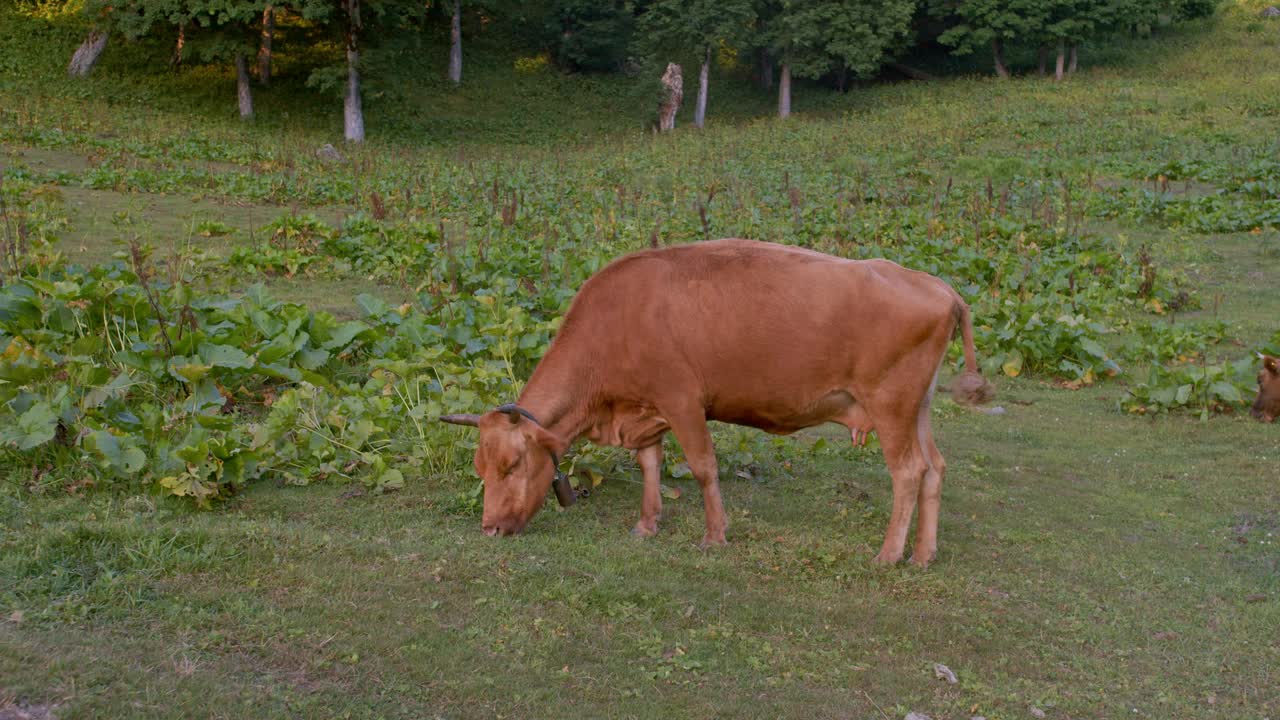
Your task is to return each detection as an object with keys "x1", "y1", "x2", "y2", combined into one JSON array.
[
  {"x1": 2, "y1": 388, "x2": 1277, "y2": 718},
  {"x1": 3, "y1": 0, "x2": 1280, "y2": 718}
]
